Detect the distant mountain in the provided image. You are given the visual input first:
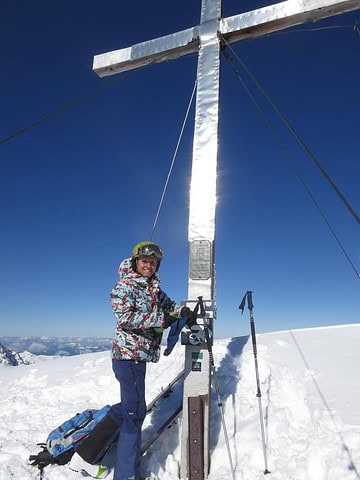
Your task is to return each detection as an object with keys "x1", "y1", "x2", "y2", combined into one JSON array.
[
  {"x1": 0, "y1": 342, "x2": 19, "y2": 366},
  {"x1": 0, "y1": 337, "x2": 112, "y2": 358}
]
